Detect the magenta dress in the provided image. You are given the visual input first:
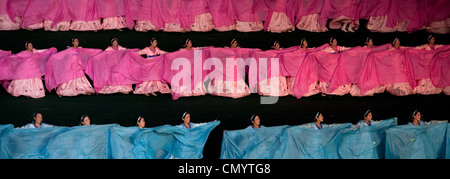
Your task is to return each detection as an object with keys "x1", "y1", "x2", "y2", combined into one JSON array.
[
  {"x1": 412, "y1": 44, "x2": 444, "y2": 95},
  {"x1": 5, "y1": 48, "x2": 55, "y2": 98},
  {"x1": 97, "y1": 46, "x2": 133, "y2": 94},
  {"x1": 46, "y1": 47, "x2": 101, "y2": 97},
  {"x1": 383, "y1": 46, "x2": 415, "y2": 96},
  {"x1": 133, "y1": 47, "x2": 171, "y2": 95},
  {"x1": 319, "y1": 46, "x2": 352, "y2": 95}
]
